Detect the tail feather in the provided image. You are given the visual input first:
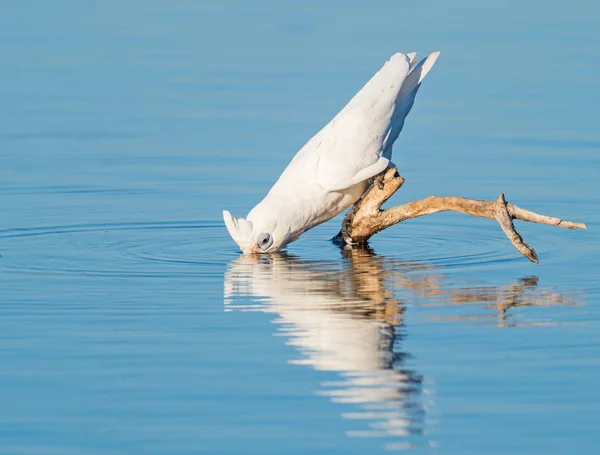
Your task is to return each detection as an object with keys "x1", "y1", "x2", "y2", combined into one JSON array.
[
  {"x1": 406, "y1": 52, "x2": 418, "y2": 66},
  {"x1": 399, "y1": 51, "x2": 439, "y2": 98},
  {"x1": 414, "y1": 51, "x2": 440, "y2": 84},
  {"x1": 395, "y1": 51, "x2": 440, "y2": 119}
]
